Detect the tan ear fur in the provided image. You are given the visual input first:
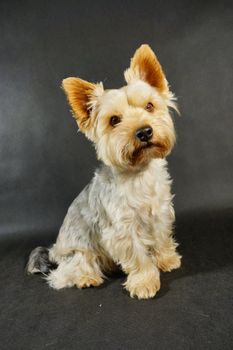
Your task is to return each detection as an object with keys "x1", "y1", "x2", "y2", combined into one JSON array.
[
  {"x1": 62, "y1": 77, "x2": 96, "y2": 130},
  {"x1": 125, "y1": 44, "x2": 168, "y2": 92}
]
